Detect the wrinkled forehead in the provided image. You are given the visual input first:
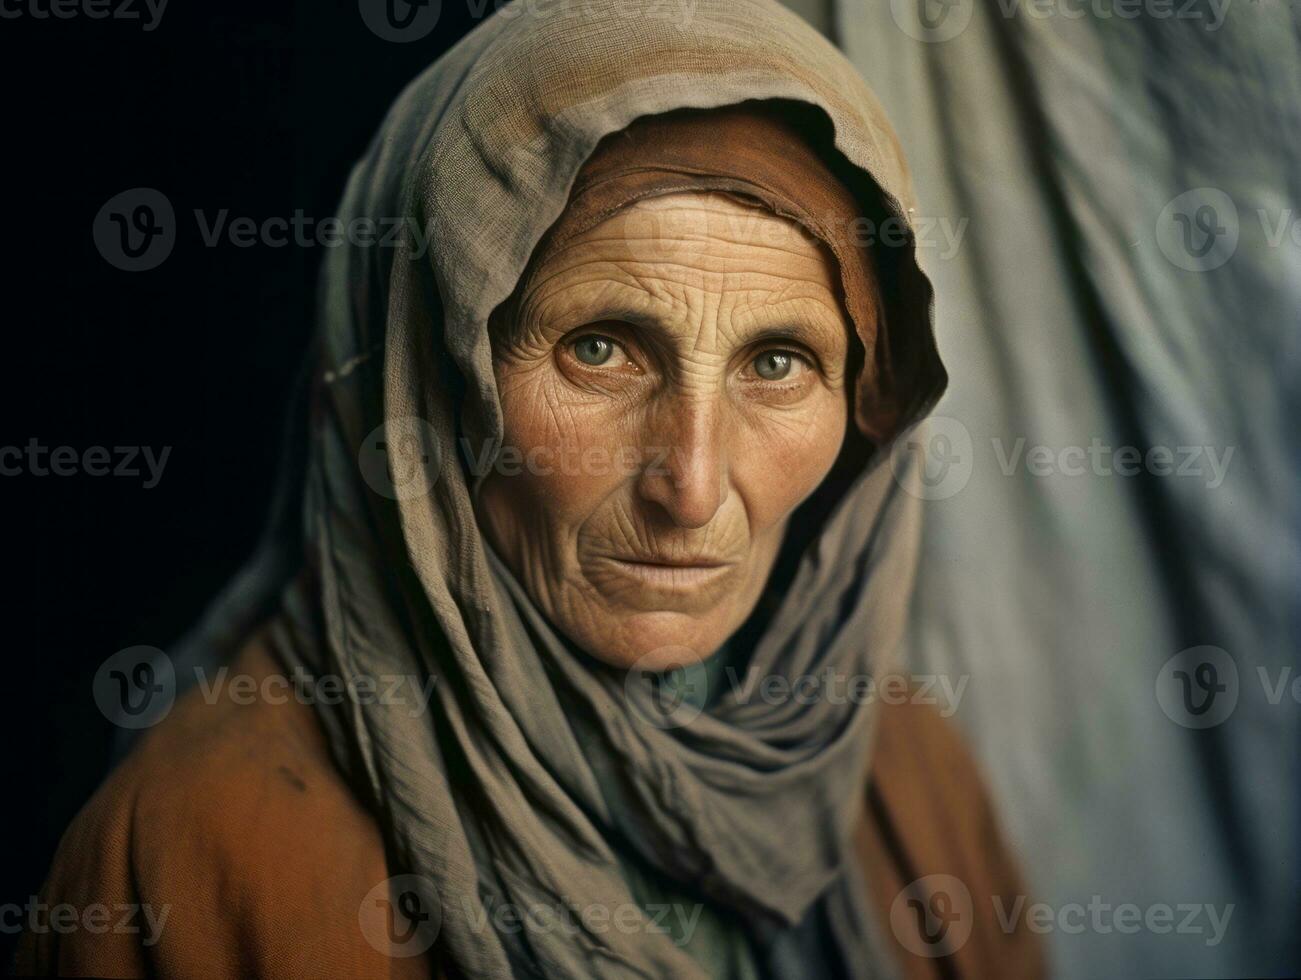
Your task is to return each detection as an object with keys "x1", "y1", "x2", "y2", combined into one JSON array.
[
  {"x1": 580, "y1": 189, "x2": 826, "y2": 248},
  {"x1": 509, "y1": 188, "x2": 841, "y2": 307},
  {"x1": 496, "y1": 189, "x2": 854, "y2": 366},
  {"x1": 489, "y1": 105, "x2": 874, "y2": 355}
]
